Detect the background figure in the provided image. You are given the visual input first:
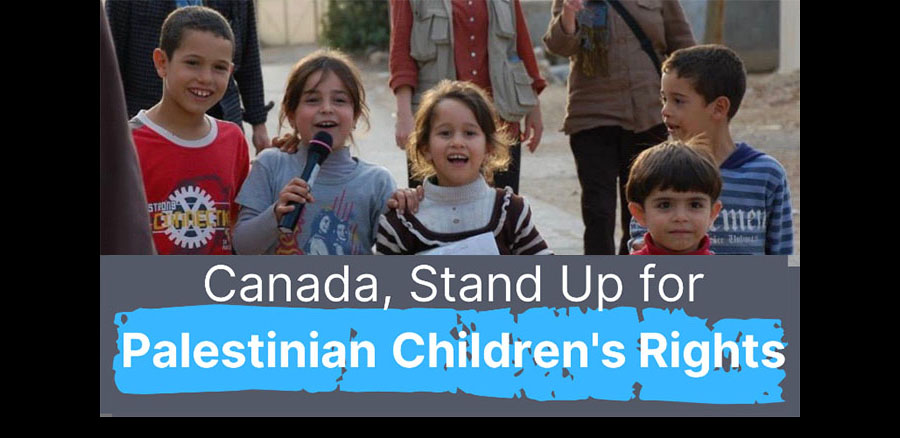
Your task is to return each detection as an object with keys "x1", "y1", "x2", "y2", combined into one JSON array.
[
  {"x1": 105, "y1": 0, "x2": 272, "y2": 154},
  {"x1": 100, "y1": 0, "x2": 155, "y2": 255},
  {"x1": 389, "y1": 0, "x2": 547, "y2": 194},
  {"x1": 543, "y1": 0, "x2": 694, "y2": 254}
]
